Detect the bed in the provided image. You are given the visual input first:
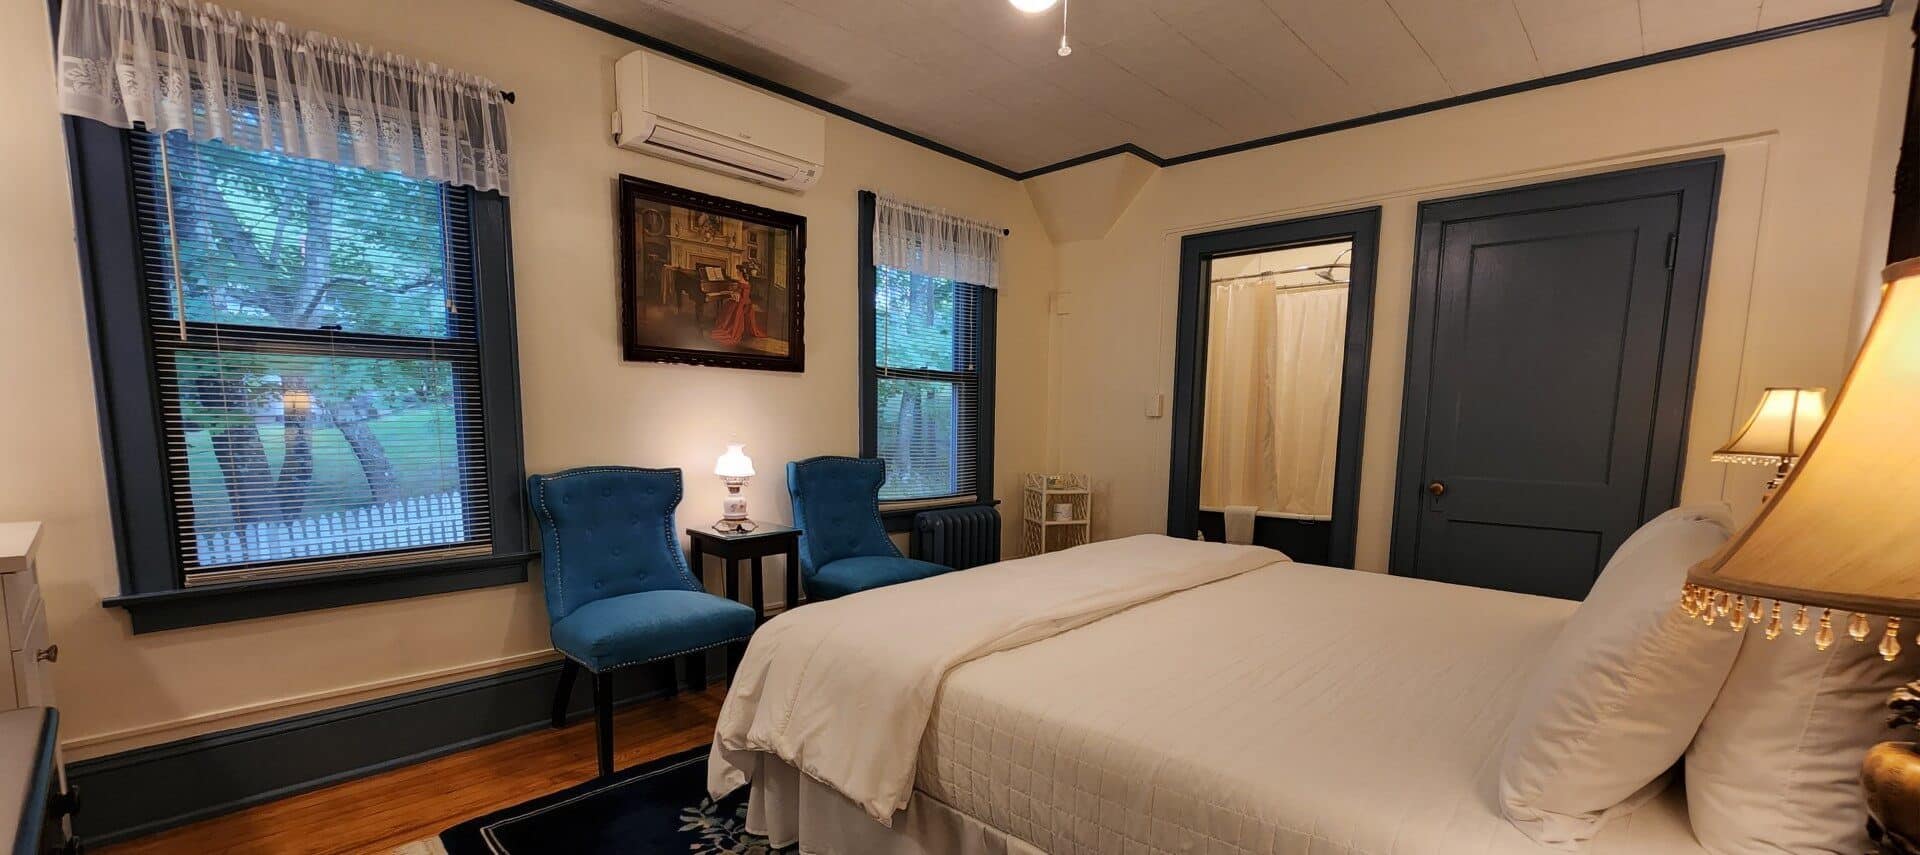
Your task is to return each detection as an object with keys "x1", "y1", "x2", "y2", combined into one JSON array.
[{"x1": 709, "y1": 535, "x2": 1707, "y2": 855}]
